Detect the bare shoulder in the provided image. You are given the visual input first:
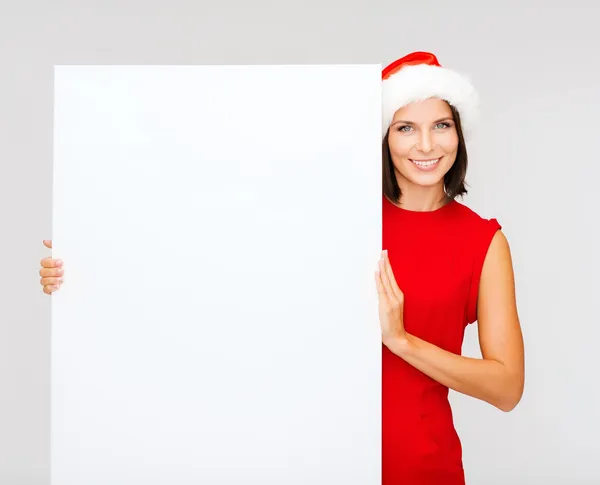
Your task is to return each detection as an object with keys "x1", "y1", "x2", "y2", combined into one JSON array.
[
  {"x1": 479, "y1": 229, "x2": 517, "y2": 315},
  {"x1": 486, "y1": 230, "x2": 512, "y2": 267}
]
